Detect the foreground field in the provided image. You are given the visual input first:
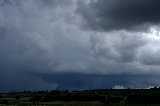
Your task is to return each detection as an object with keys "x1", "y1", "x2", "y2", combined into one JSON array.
[
  {"x1": 2, "y1": 88, "x2": 160, "y2": 106},
  {"x1": 19, "y1": 101, "x2": 103, "y2": 106},
  {"x1": 2, "y1": 103, "x2": 160, "y2": 106},
  {"x1": 3, "y1": 101, "x2": 160, "y2": 106}
]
